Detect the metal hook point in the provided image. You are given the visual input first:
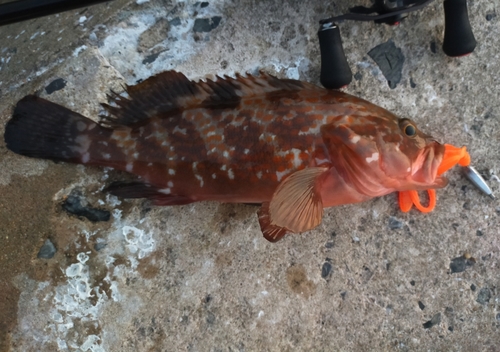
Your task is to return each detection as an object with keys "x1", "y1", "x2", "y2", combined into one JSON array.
[{"x1": 462, "y1": 166, "x2": 495, "y2": 199}]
